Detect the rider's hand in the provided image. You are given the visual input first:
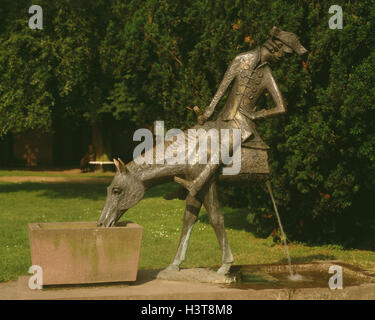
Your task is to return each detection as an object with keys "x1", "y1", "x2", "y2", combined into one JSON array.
[
  {"x1": 249, "y1": 114, "x2": 256, "y2": 120},
  {"x1": 253, "y1": 109, "x2": 267, "y2": 120}
]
